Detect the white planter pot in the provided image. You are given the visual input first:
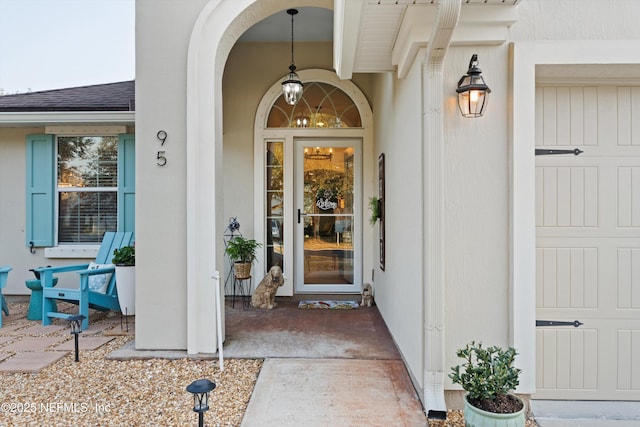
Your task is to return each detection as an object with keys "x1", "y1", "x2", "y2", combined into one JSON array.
[{"x1": 115, "y1": 266, "x2": 135, "y2": 315}]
